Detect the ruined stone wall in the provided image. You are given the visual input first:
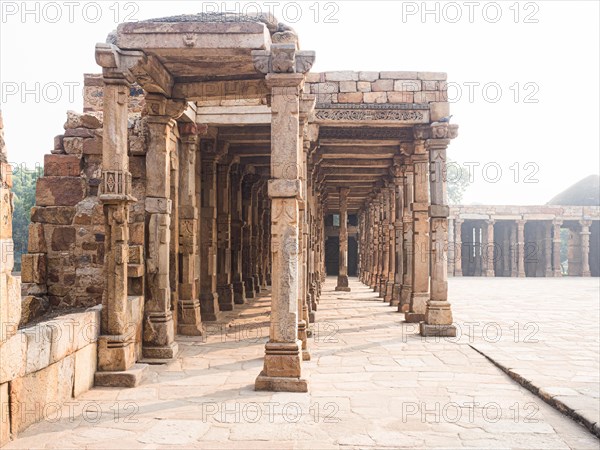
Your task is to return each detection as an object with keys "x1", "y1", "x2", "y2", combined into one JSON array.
[
  {"x1": 20, "y1": 75, "x2": 148, "y2": 314},
  {"x1": 0, "y1": 111, "x2": 23, "y2": 445},
  {"x1": 1, "y1": 113, "x2": 99, "y2": 446}
]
